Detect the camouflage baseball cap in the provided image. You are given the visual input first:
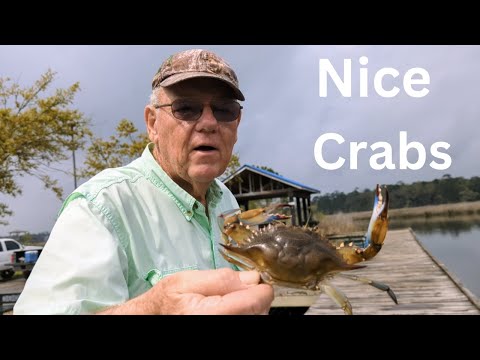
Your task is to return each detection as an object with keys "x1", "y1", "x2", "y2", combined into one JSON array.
[{"x1": 152, "y1": 49, "x2": 245, "y2": 101}]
